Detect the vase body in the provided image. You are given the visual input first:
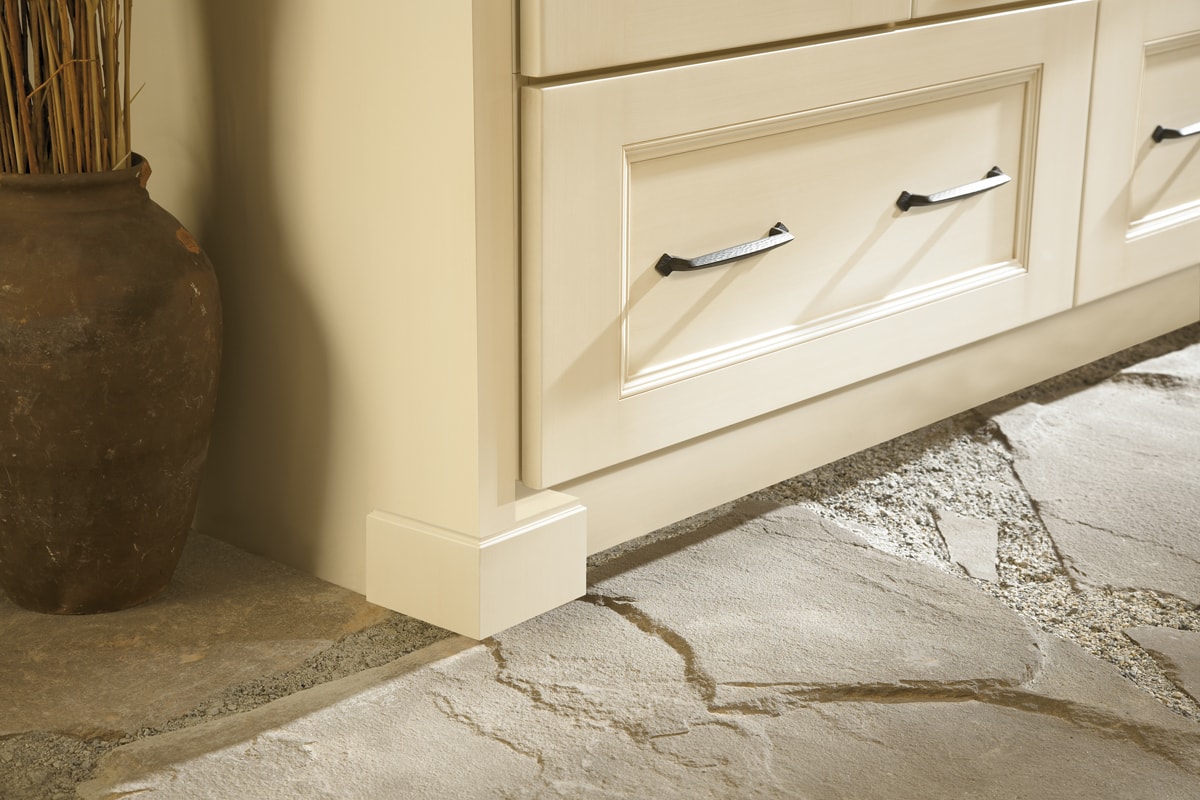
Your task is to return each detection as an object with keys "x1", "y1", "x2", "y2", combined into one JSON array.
[{"x1": 0, "y1": 157, "x2": 222, "y2": 613}]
